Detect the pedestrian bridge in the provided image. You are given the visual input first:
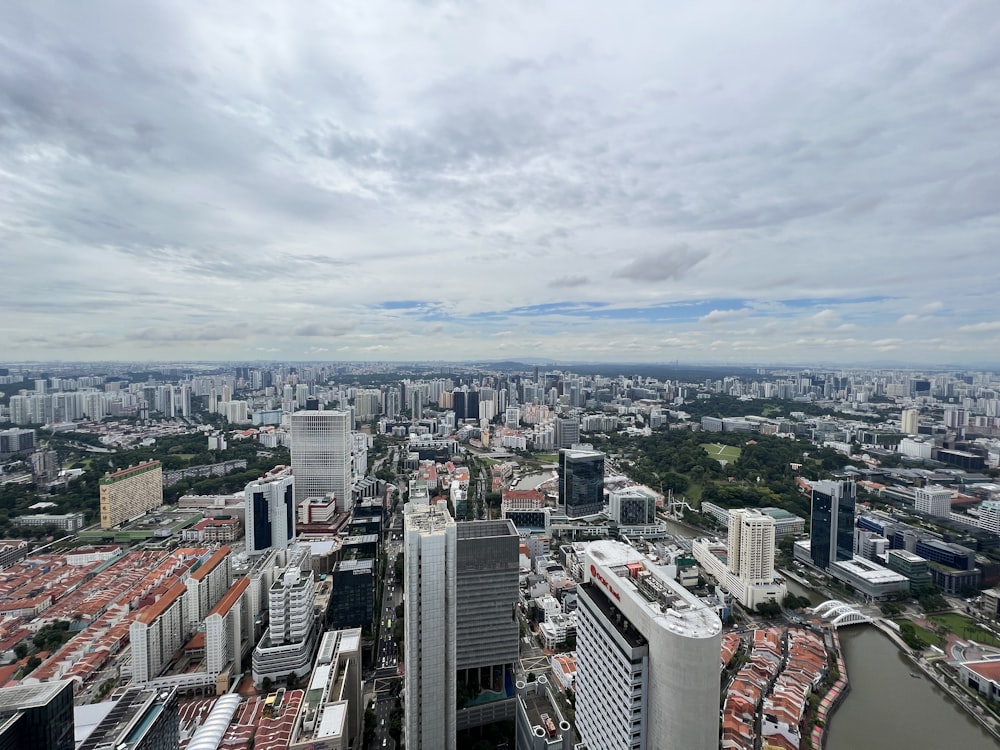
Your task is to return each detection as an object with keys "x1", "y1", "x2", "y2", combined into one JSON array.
[{"x1": 811, "y1": 599, "x2": 872, "y2": 627}]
